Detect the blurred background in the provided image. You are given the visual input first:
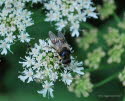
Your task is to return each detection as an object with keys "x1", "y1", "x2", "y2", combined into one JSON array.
[{"x1": 0, "y1": 0, "x2": 125, "y2": 101}]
